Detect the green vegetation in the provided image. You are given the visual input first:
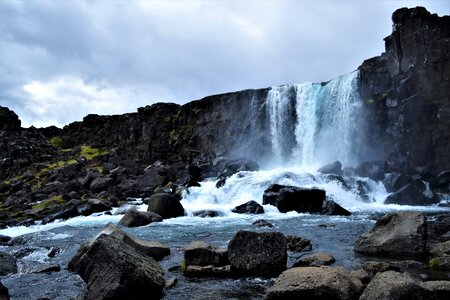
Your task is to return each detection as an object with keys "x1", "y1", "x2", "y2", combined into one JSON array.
[
  {"x1": 180, "y1": 259, "x2": 187, "y2": 272},
  {"x1": 169, "y1": 129, "x2": 177, "y2": 140},
  {"x1": 367, "y1": 98, "x2": 375, "y2": 104},
  {"x1": 429, "y1": 257, "x2": 439, "y2": 269},
  {"x1": 80, "y1": 145, "x2": 109, "y2": 160},
  {"x1": 32, "y1": 195, "x2": 65, "y2": 211},
  {"x1": 164, "y1": 116, "x2": 172, "y2": 123},
  {"x1": 49, "y1": 136, "x2": 63, "y2": 147}
]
